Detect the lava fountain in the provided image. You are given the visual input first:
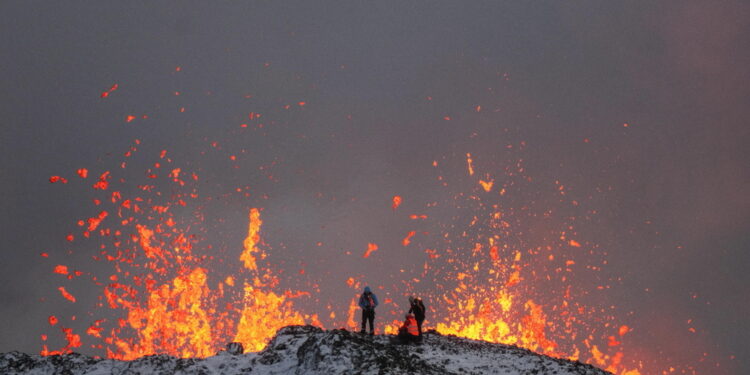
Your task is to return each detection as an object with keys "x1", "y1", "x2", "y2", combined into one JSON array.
[{"x1": 39, "y1": 75, "x2": 685, "y2": 375}]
